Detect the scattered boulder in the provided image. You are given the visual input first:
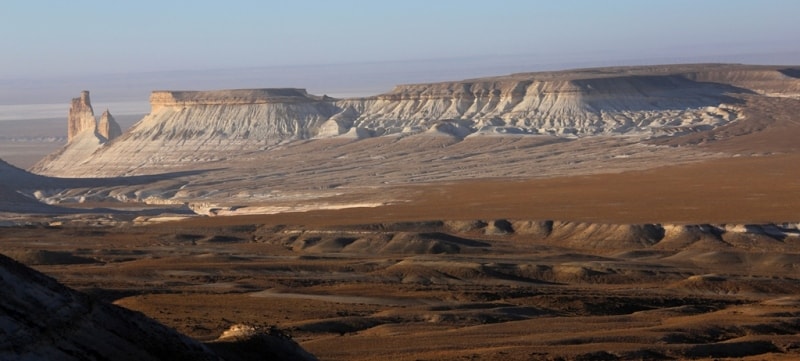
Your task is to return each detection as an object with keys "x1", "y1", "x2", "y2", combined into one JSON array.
[{"x1": 208, "y1": 324, "x2": 318, "y2": 361}]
